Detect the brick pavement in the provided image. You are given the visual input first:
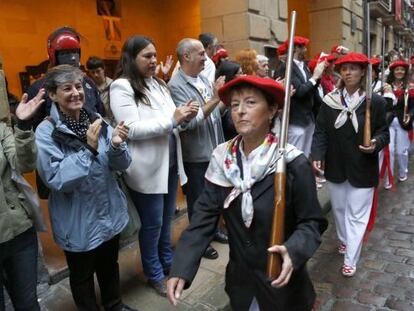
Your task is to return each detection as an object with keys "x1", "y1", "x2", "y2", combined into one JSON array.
[{"x1": 310, "y1": 156, "x2": 414, "y2": 311}]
